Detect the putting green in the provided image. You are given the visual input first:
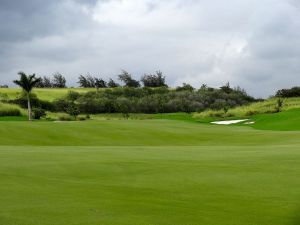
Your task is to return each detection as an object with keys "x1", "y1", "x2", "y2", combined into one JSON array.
[{"x1": 1, "y1": 120, "x2": 300, "y2": 225}]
